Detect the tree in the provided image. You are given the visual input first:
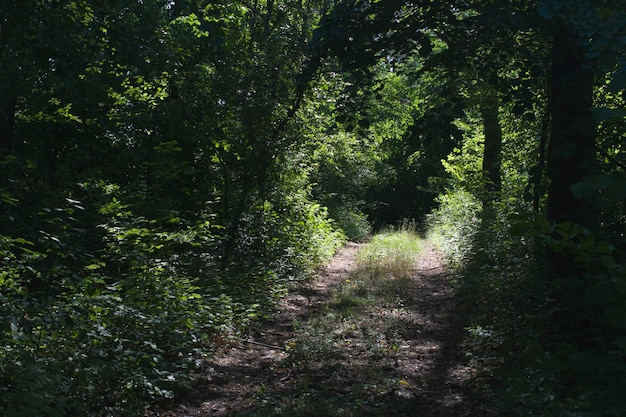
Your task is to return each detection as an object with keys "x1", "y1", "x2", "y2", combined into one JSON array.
[
  {"x1": 306, "y1": 1, "x2": 545, "y2": 214},
  {"x1": 543, "y1": 11, "x2": 597, "y2": 284},
  {"x1": 538, "y1": 0, "x2": 626, "y2": 262}
]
